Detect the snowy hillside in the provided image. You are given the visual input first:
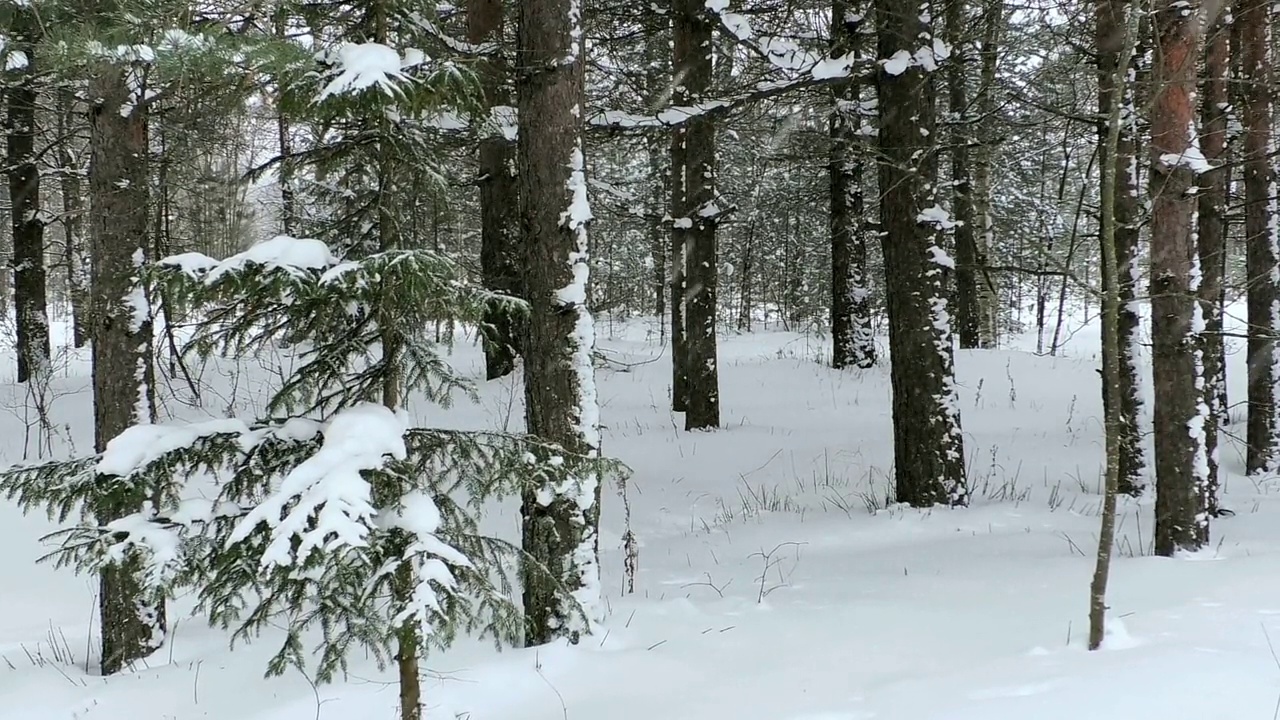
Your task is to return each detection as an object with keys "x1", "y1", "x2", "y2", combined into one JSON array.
[{"x1": 1, "y1": 319, "x2": 1279, "y2": 720}]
